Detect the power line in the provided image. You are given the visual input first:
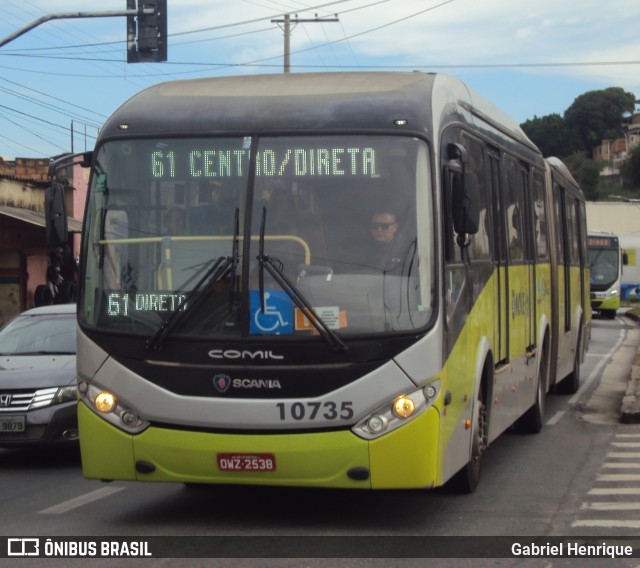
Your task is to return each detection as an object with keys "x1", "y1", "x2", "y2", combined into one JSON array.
[
  {"x1": 0, "y1": 111, "x2": 67, "y2": 152},
  {"x1": 0, "y1": 0, "x2": 457, "y2": 72},
  {"x1": 170, "y1": 0, "x2": 355, "y2": 38},
  {"x1": 0, "y1": 84, "x2": 103, "y2": 126},
  {"x1": 0, "y1": 76, "x2": 109, "y2": 119},
  {"x1": 0, "y1": 0, "x2": 392, "y2": 53},
  {"x1": 0, "y1": 102, "x2": 96, "y2": 139},
  {"x1": 0, "y1": 131, "x2": 51, "y2": 156}
]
